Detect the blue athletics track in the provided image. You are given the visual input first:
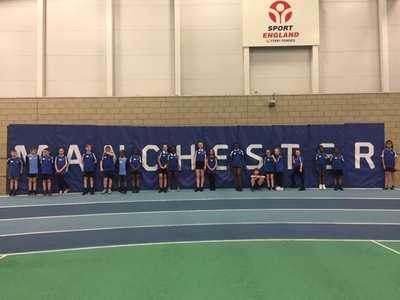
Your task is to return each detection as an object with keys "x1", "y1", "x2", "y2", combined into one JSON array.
[
  {"x1": 1, "y1": 189, "x2": 400, "y2": 300},
  {"x1": 1, "y1": 188, "x2": 400, "y2": 254}
]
